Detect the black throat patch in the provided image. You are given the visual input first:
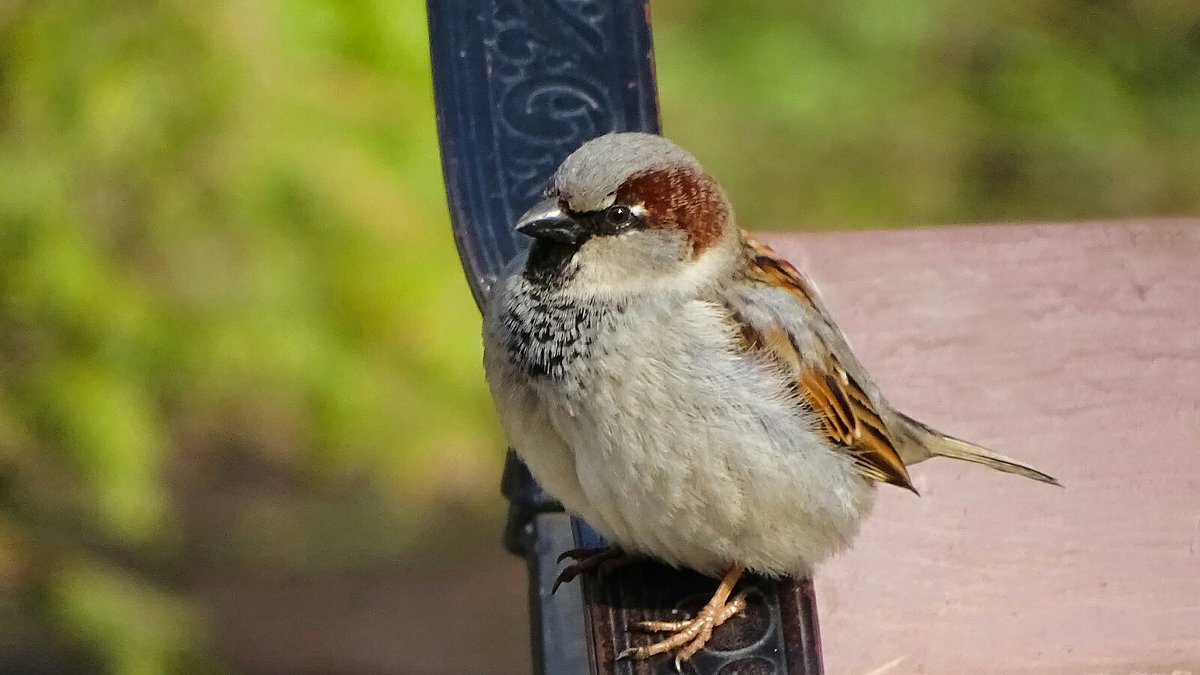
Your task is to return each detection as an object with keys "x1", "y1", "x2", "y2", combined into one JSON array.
[
  {"x1": 504, "y1": 242, "x2": 612, "y2": 380},
  {"x1": 522, "y1": 239, "x2": 579, "y2": 287}
]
